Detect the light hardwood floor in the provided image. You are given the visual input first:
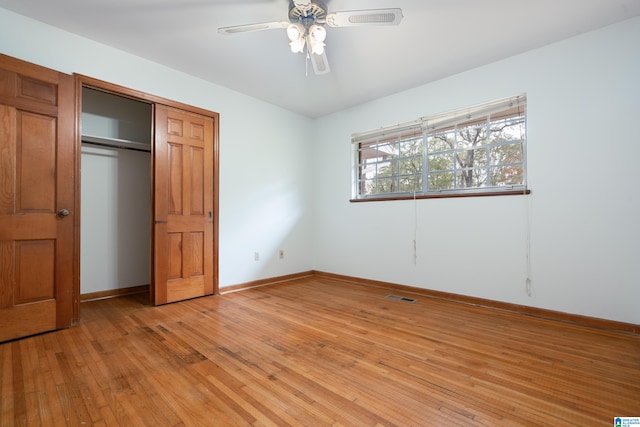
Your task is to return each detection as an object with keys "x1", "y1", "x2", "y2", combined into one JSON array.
[{"x1": 2, "y1": 277, "x2": 639, "y2": 426}]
